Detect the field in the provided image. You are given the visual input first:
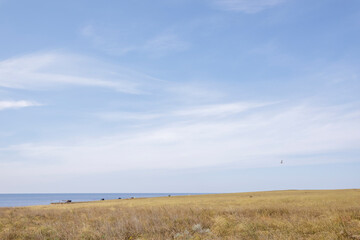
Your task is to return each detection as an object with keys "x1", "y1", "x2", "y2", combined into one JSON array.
[{"x1": 0, "y1": 189, "x2": 360, "y2": 239}]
